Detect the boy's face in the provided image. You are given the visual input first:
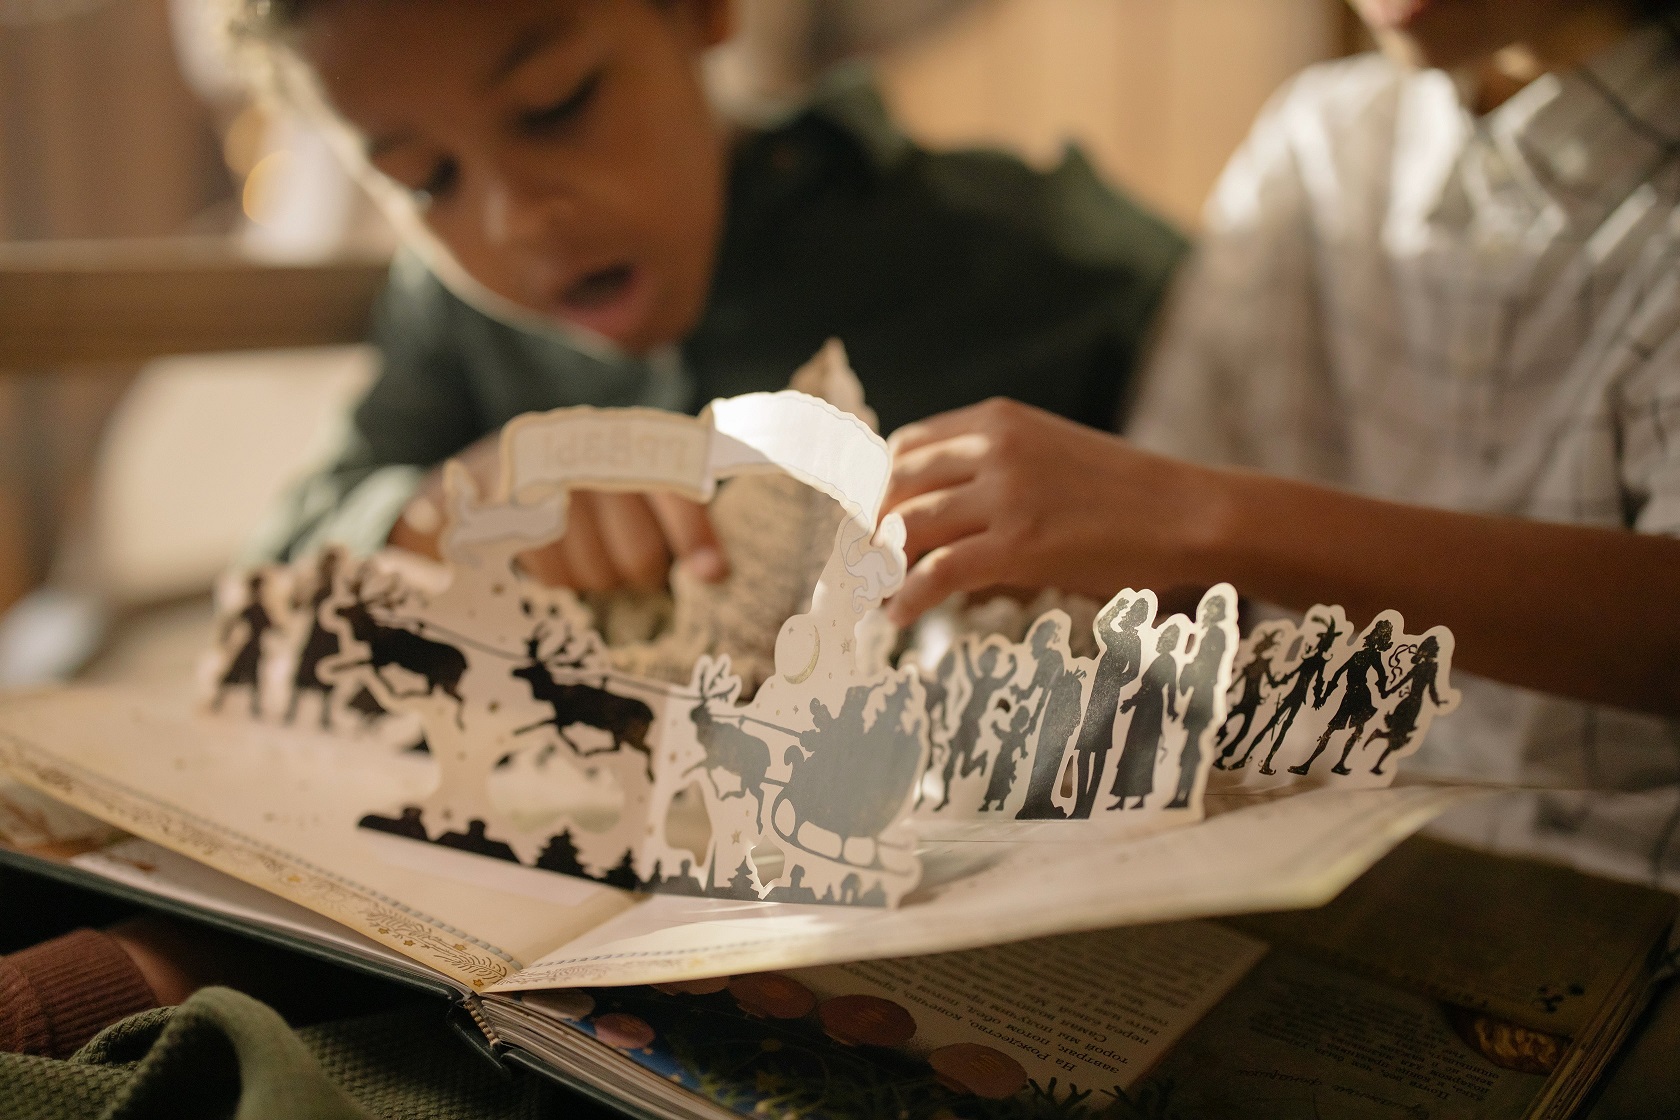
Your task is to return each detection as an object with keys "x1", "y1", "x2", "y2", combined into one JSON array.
[{"x1": 299, "y1": 0, "x2": 731, "y2": 356}]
